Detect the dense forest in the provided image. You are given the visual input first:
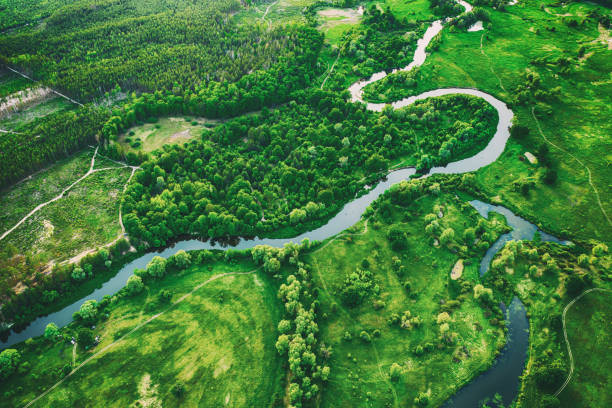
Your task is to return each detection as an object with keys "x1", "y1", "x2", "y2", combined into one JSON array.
[
  {"x1": 0, "y1": 0, "x2": 300, "y2": 100},
  {"x1": 0, "y1": 24, "x2": 322, "y2": 187},
  {"x1": 121, "y1": 91, "x2": 497, "y2": 248}
]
